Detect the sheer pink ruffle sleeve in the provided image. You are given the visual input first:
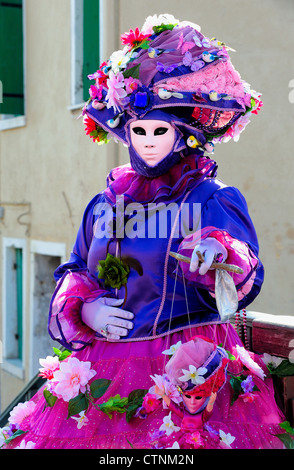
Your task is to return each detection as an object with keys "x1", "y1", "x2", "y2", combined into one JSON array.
[
  {"x1": 177, "y1": 227, "x2": 258, "y2": 301},
  {"x1": 48, "y1": 269, "x2": 108, "y2": 351}
]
